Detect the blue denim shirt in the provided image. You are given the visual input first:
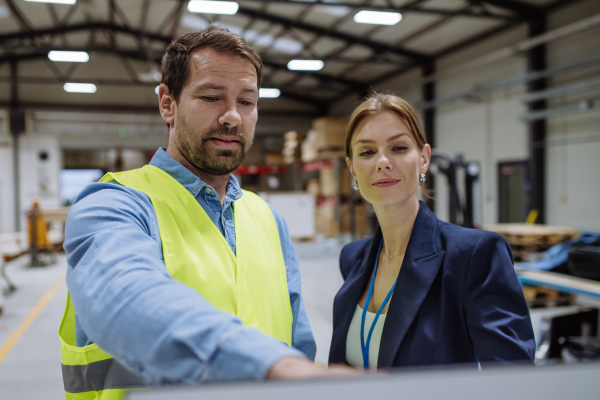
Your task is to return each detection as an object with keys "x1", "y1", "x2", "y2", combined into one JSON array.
[{"x1": 64, "y1": 148, "x2": 316, "y2": 385}]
